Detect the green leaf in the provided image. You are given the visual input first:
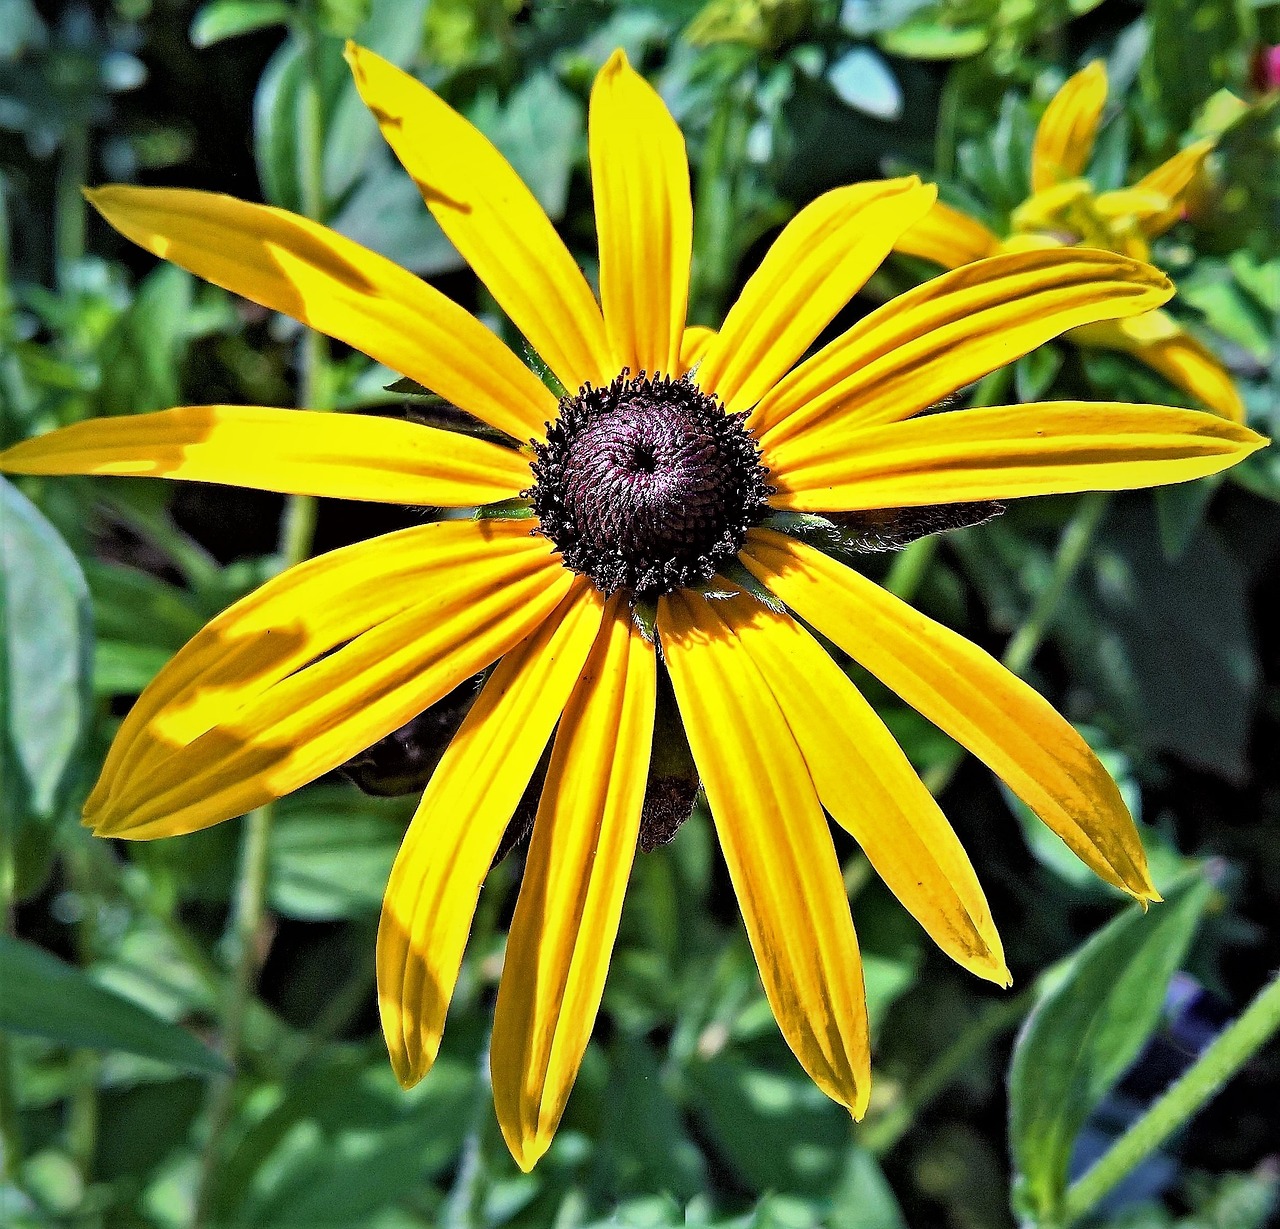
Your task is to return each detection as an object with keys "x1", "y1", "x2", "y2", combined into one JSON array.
[
  {"x1": 268, "y1": 785, "x2": 412, "y2": 921},
  {"x1": 84, "y1": 560, "x2": 206, "y2": 648},
  {"x1": 0, "y1": 935, "x2": 228, "y2": 1074},
  {"x1": 689, "y1": 1053, "x2": 851, "y2": 1198},
  {"x1": 1008, "y1": 871, "x2": 1215, "y2": 1224},
  {"x1": 828, "y1": 1148, "x2": 907, "y2": 1229},
  {"x1": 1014, "y1": 343, "x2": 1064, "y2": 402},
  {"x1": 190, "y1": 0, "x2": 293, "y2": 48},
  {"x1": 0, "y1": 477, "x2": 91, "y2": 816},
  {"x1": 879, "y1": 21, "x2": 990, "y2": 60},
  {"x1": 253, "y1": 38, "x2": 306, "y2": 212}
]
